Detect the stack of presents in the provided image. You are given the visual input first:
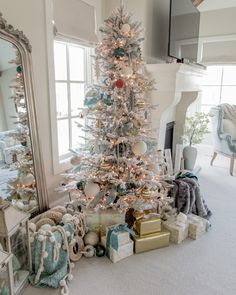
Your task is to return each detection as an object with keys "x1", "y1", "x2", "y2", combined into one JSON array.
[{"x1": 86, "y1": 209, "x2": 211, "y2": 263}]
